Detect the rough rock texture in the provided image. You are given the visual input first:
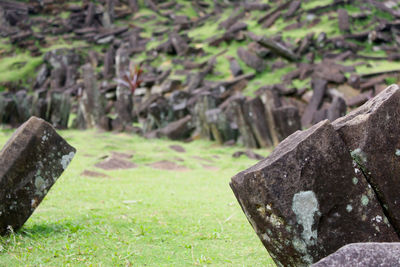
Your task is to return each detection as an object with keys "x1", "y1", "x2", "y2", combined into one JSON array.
[
  {"x1": 312, "y1": 243, "x2": 400, "y2": 267},
  {"x1": 333, "y1": 84, "x2": 400, "y2": 233},
  {"x1": 0, "y1": 116, "x2": 76, "y2": 235},
  {"x1": 230, "y1": 120, "x2": 398, "y2": 267}
]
